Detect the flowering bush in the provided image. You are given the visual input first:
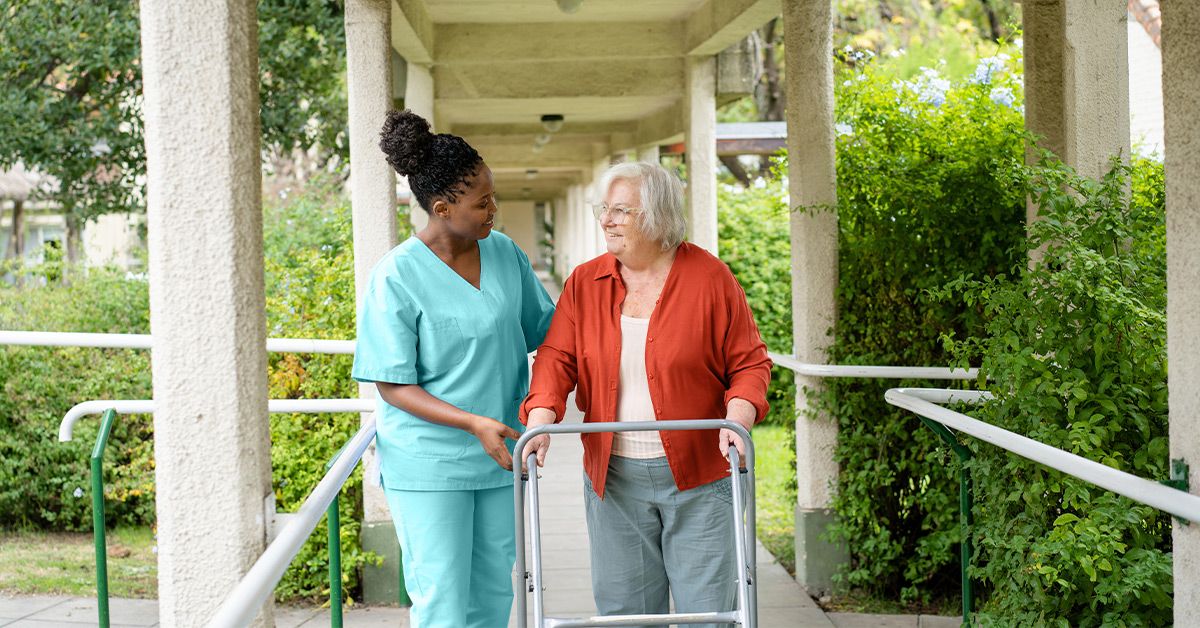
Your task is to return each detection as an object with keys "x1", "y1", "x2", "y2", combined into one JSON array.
[{"x1": 819, "y1": 49, "x2": 1028, "y2": 605}]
